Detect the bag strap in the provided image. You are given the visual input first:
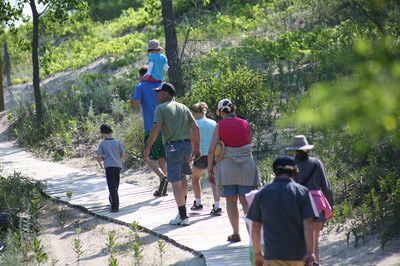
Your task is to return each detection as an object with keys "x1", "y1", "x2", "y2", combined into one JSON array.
[{"x1": 300, "y1": 159, "x2": 318, "y2": 186}]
